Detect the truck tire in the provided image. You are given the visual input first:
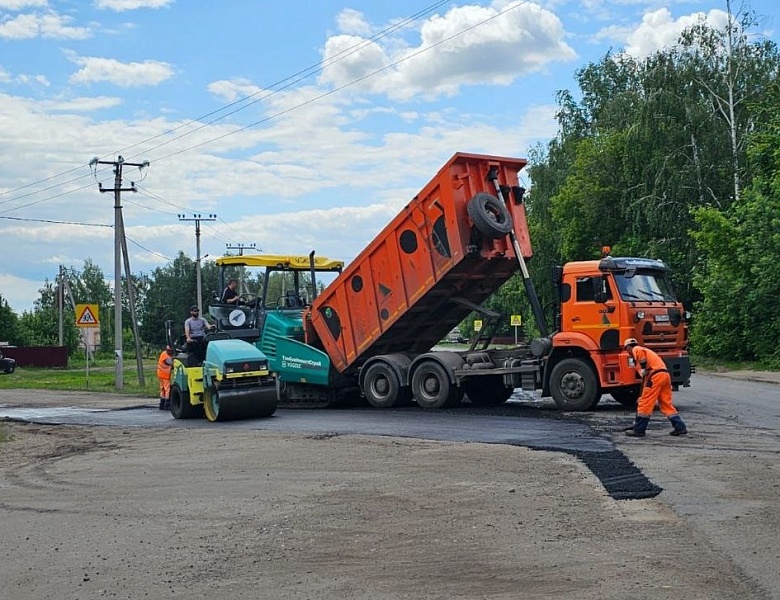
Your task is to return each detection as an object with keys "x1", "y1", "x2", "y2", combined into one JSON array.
[
  {"x1": 411, "y1": 361, "x2": 460, "y2": 409},
  {"x1": 363, "y1": 362, "x2": 402, "y2": 408},
  {"x1": 611, "y1": 386, "x2": 640, "y2": 408},
  {"x1": 169, "y1": 383, "x2": 202, "y2": 419},
  {"x1": 467, "y1": 193, "x2": 513, "y2": 239},
  {"x1": 549, "y1": 358, "x2": 600, "y2": 411},
  {"x1": 463, "y1": 376, "x2": 513, "y2": 406}
]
